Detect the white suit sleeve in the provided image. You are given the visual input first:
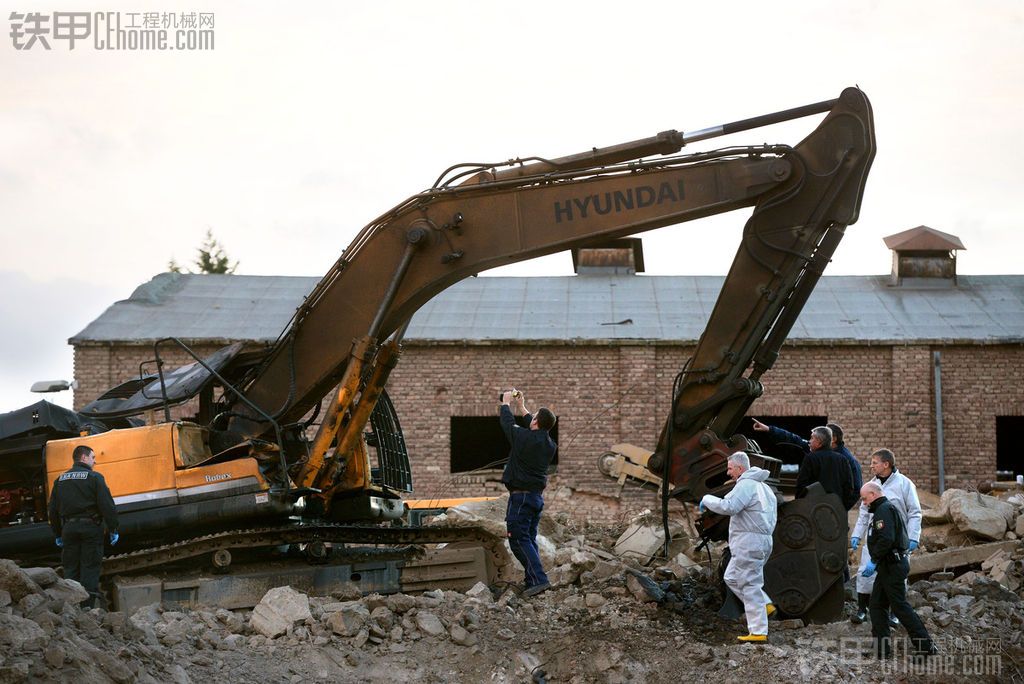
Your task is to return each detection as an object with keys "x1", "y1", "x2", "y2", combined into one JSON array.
[
  {"x1": 903, "y1": 478, "x2": 922, "y2": 542},
  {"x1": 852, "y1": 501, "x2": 870, "y2": 540},
  {"x1": 702, "y1": 481, "x2": 754, "y2": 516}
]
